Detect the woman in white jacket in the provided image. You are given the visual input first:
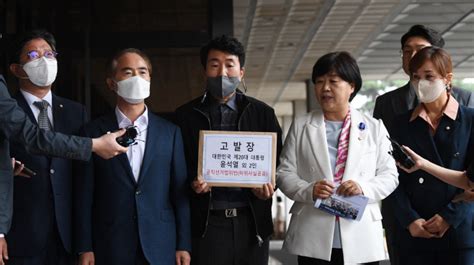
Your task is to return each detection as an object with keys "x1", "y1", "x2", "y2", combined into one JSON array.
[{"x1": 276, "y1": 51, "x2": 399, "y2": 265}]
